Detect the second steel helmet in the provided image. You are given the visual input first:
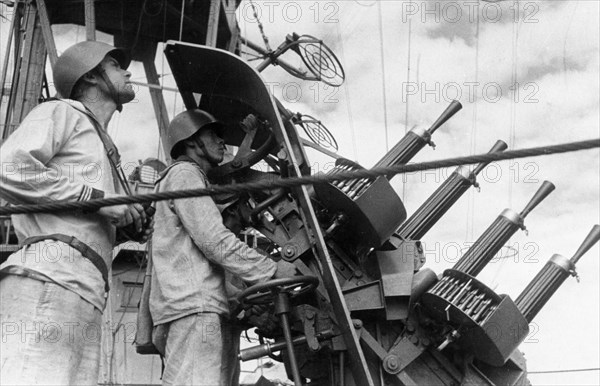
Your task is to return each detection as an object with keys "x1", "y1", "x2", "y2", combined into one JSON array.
[
  {"x1": 53, "y1": 41, "x2": 131, "y2": 99},
  {"x1": 166, "y1": 109, "x2": 225, "y2": 158}
]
